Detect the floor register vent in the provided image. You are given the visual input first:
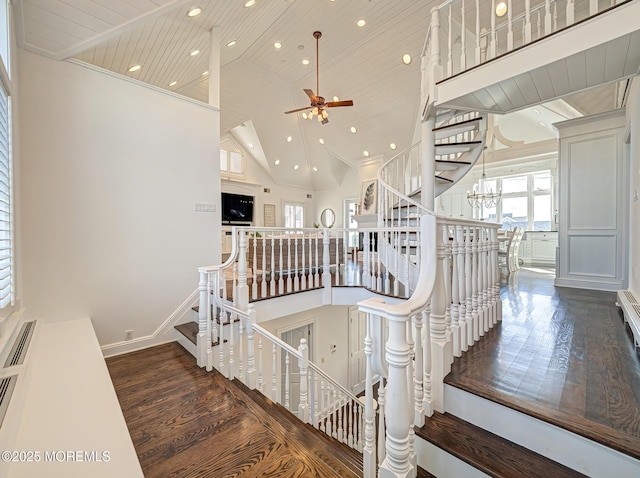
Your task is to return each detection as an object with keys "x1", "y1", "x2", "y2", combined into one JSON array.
[
  {"x1": 0, "y1": 375, "x2": 17, "y2": 428},
  {"x1": 617, "y1": 290, "x2": 640, "y2": 348},
  {"x1": 4, "y1": 321, "x2": 36, "y2": 368}
]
